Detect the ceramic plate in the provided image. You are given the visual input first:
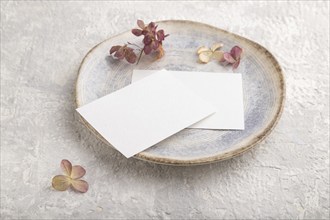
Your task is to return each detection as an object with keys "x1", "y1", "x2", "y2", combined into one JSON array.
[{"x1": 75, "y1": 20, "x2": 285, "y2": 165}]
